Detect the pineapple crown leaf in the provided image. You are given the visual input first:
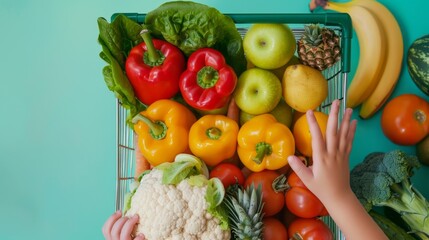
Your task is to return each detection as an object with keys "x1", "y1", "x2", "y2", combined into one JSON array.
[
  {"x1": 303, "y1": 24, "x2": 323, "y2": 46},
  {"x1": 224, "y1": 184, "x2": 264, "y2": 240}
]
